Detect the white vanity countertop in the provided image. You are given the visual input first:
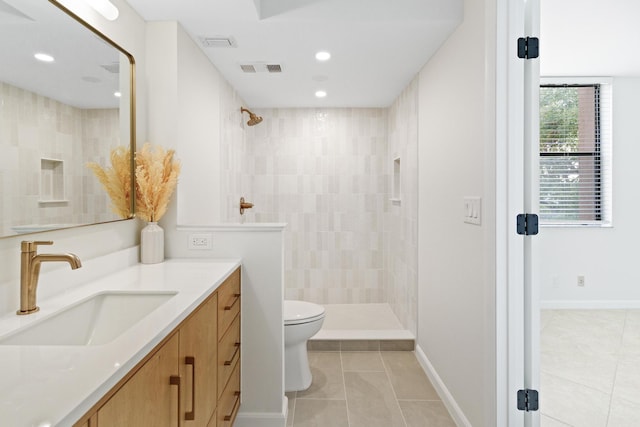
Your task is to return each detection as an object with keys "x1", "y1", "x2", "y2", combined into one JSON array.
[{"x1": 0, "y1": 258, "x2": 241, "y2": 427}]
